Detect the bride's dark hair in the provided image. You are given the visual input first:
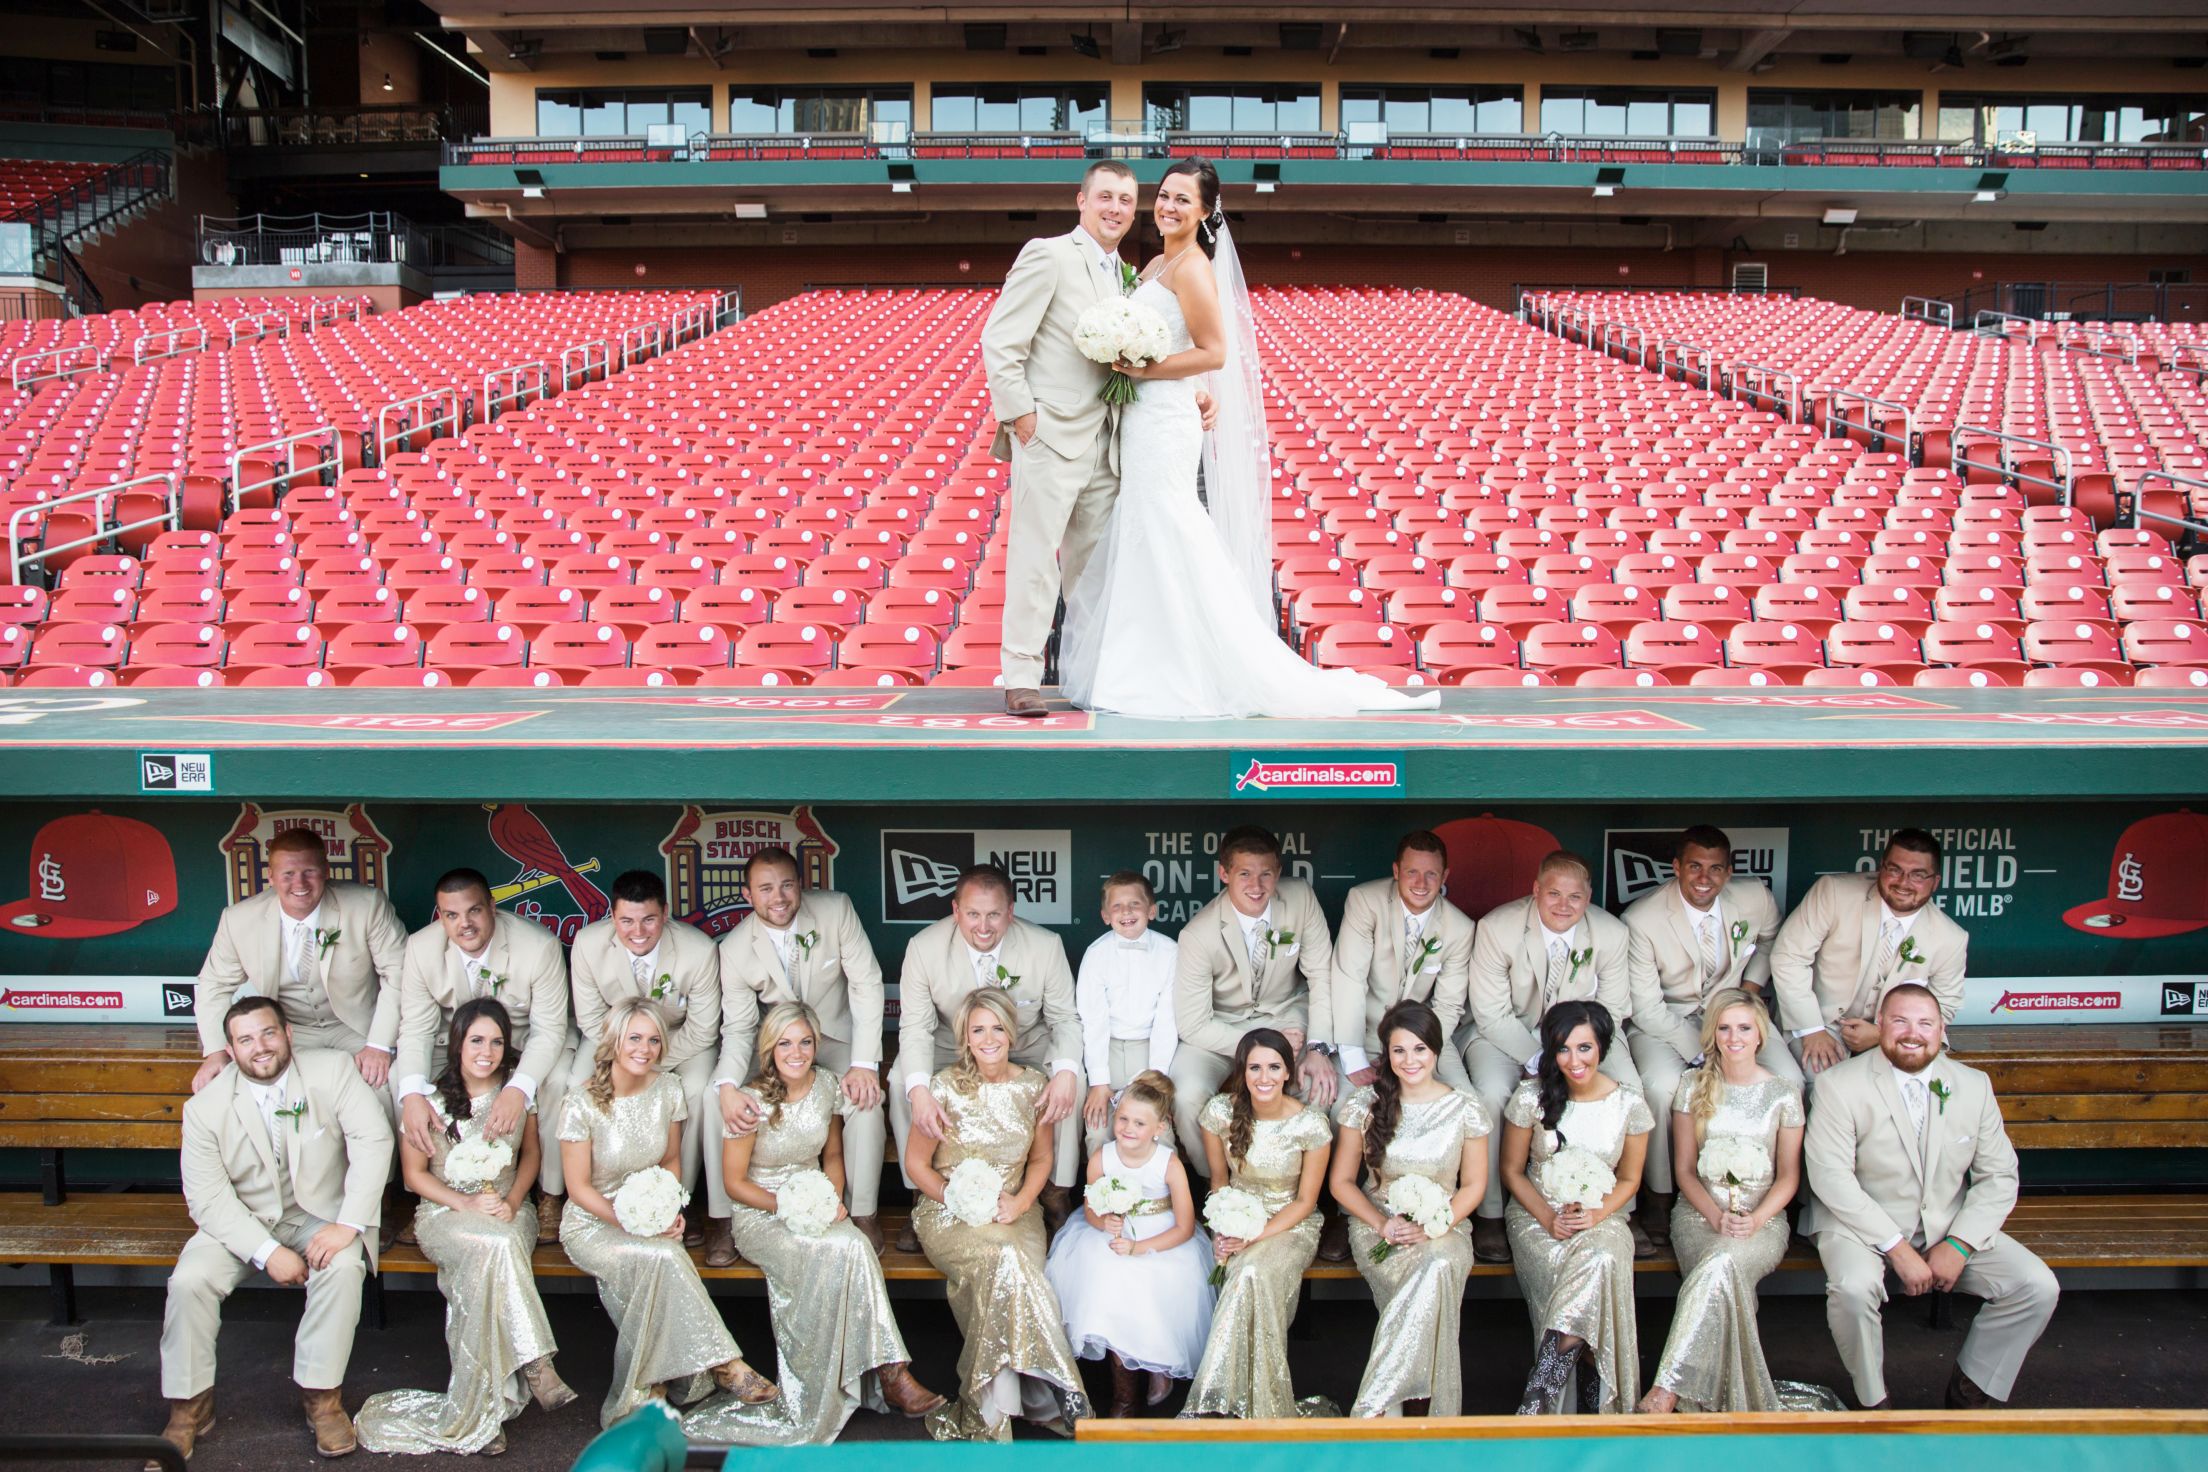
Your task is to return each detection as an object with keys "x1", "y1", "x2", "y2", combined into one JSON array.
[{"x1": 1160, "y1": 158, "x2": 1225, "y2": 259}]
